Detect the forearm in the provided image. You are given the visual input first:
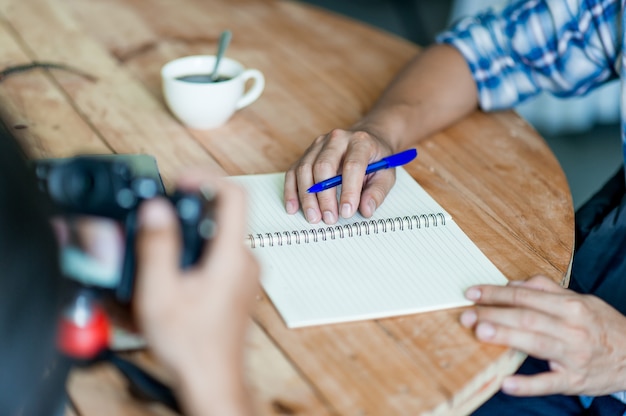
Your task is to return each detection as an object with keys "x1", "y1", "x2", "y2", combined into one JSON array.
[
  {"x1": 352, "y1": 44, "x2": 478, "y2": 151},
  {"x1": 176, "y1": 359, "x2": 253, "y2": 416}
]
